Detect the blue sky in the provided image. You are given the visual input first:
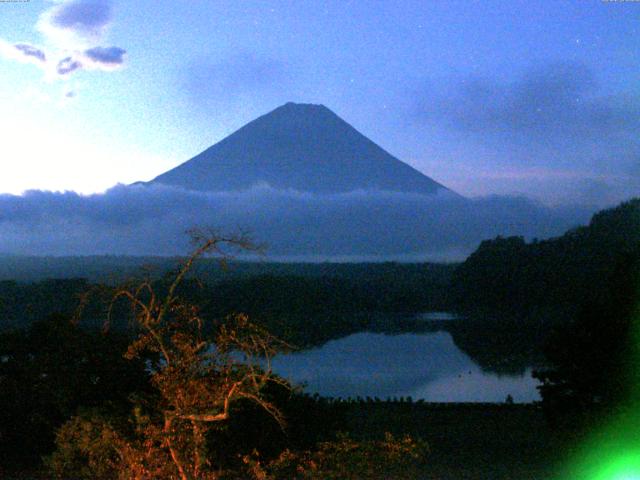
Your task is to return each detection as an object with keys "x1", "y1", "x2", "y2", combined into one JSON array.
[{"x1": 0, "y1": 0, "x2": 638, "y2": 206}]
